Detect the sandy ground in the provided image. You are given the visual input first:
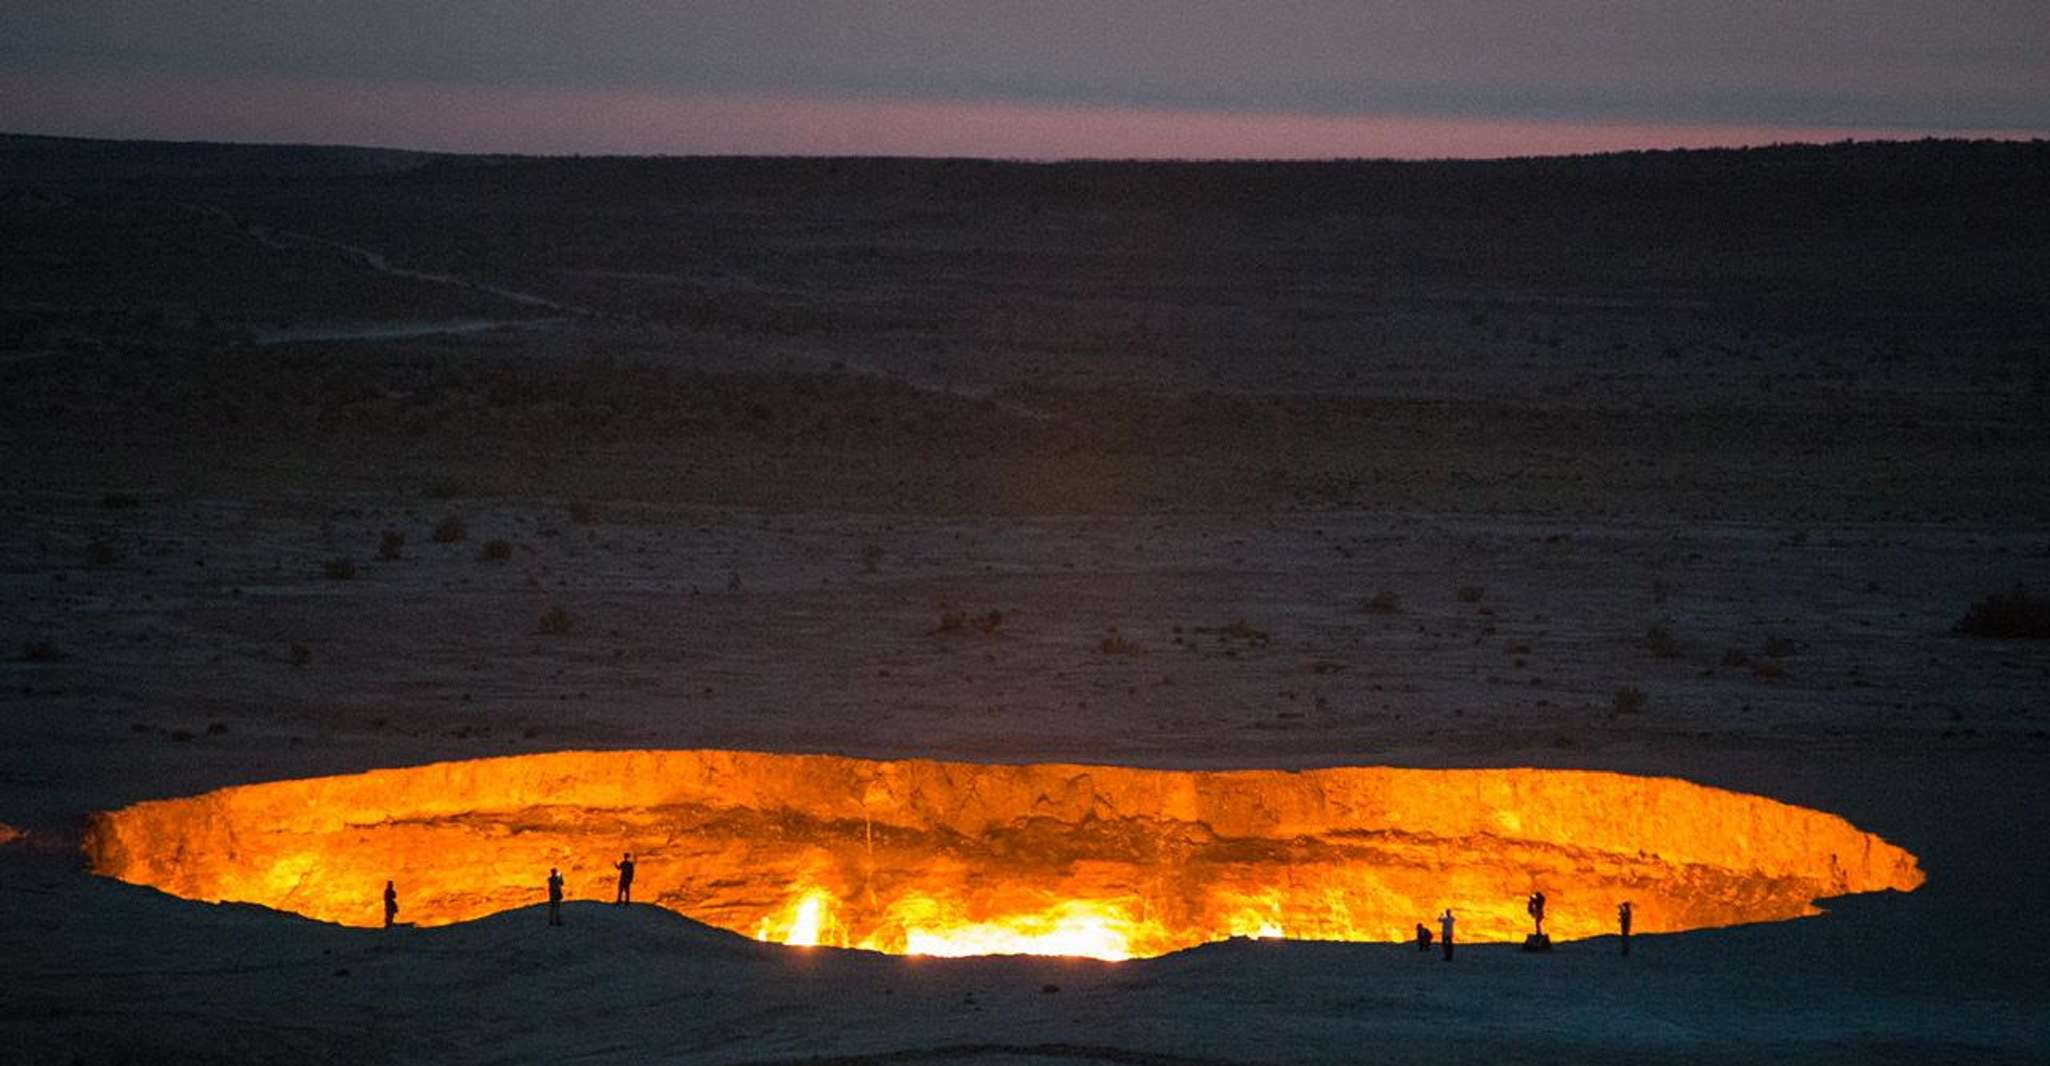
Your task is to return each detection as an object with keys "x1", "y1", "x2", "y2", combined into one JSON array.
[
  {"x1": 3, "y1": 142, "x2": 2047, "y2": 1062},
  {"x1": 2, "y1": 492, "x2": 2046, "y2": 1063}
]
